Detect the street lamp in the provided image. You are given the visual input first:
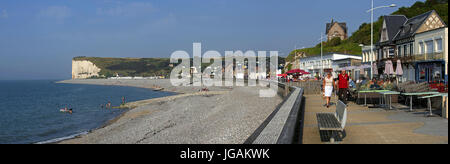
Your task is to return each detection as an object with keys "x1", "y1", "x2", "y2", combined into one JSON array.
[
  {"x1": 366, "y1": 1, "x2": 396, "y2": 80},
  {"x1": 319, "y1": 33, "x2": 327, "y2": 78}
]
